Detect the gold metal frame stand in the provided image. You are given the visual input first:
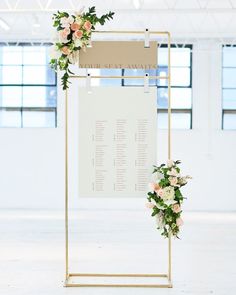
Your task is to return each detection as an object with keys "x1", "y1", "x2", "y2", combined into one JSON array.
[{"x1": 64, "y1": 31, "x2": 172, "y2": 288}]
